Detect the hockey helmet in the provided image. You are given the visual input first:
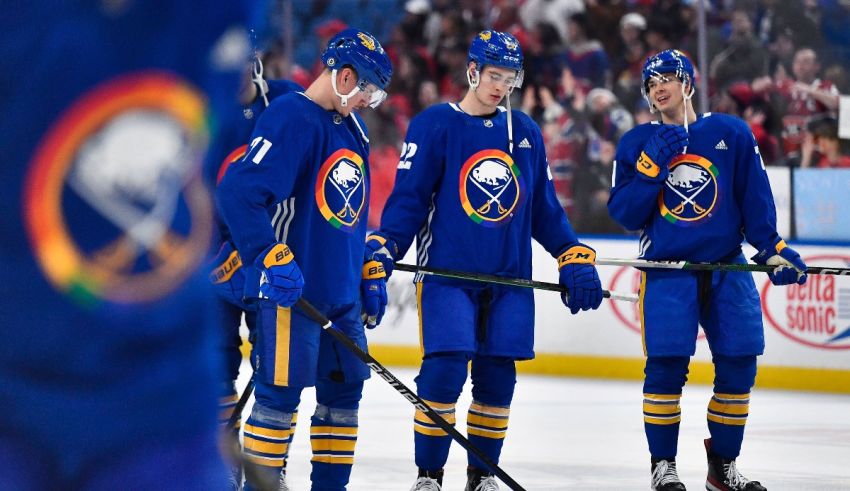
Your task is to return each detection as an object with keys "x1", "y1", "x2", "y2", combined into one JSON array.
[
  {"x1": 321, "y1": 28, "x2": 393, "y2": 107},
  {"x1": 467, "y1": 30, "x2": 524, "y2": 89},
  {"x1": 641, "y1": 49, "x2": 695, "y2": 96}
]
